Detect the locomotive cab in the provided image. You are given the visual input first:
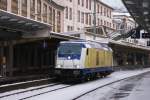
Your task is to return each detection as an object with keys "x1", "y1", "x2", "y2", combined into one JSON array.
[{"x1": 56, "y1": 42, "x2": 86, "y2": 69}]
